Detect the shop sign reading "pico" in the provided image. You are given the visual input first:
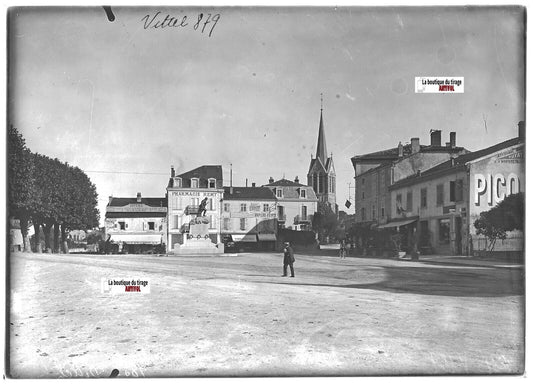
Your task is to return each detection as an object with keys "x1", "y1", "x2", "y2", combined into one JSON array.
[{"x1": 474, "y1": 173, "x2": 520, "y2": 206}]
